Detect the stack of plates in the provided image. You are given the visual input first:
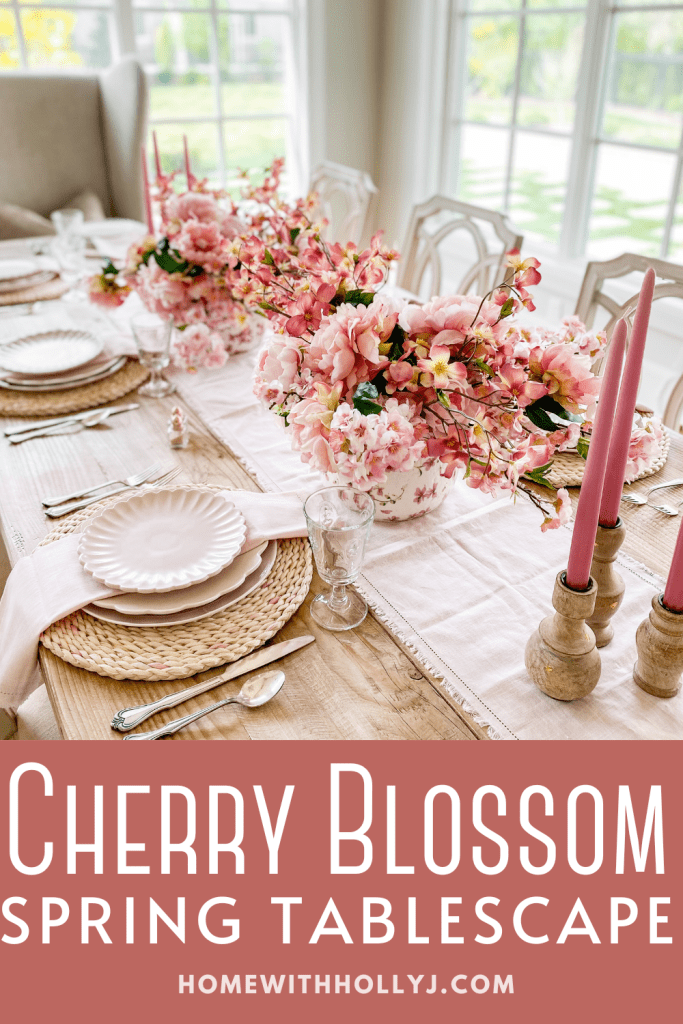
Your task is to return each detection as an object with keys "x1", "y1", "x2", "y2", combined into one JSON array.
[
  {"x1": 0, "y1": 258, "x2": 57, "y2": 295},
  {"x1": 0, "y1": 330, "x2": 126, "y2": 392},
  {"x1": 78, "y1": 489, "x2": 277, "y2": 627}
]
